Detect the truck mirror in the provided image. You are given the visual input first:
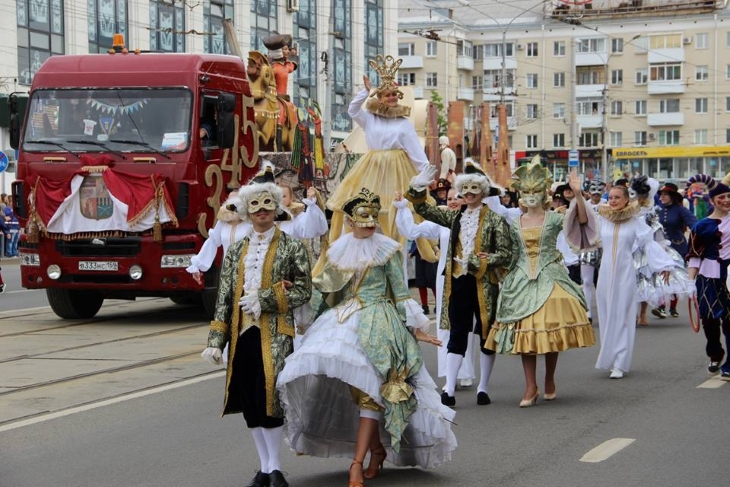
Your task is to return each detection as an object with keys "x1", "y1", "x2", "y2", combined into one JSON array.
[
  {"x1": 217, "y1": 93, "x2": 236, "y2": 149},
  {"x1": 9, "y1": 94, "x2": 20, "y2": 150}
]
